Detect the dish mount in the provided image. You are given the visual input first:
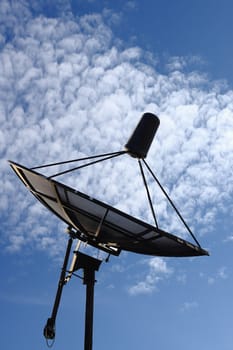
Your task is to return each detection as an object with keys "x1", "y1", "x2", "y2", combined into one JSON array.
[{"x1": 9, "y1": 112, "x2": 208, "y2": 350}]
